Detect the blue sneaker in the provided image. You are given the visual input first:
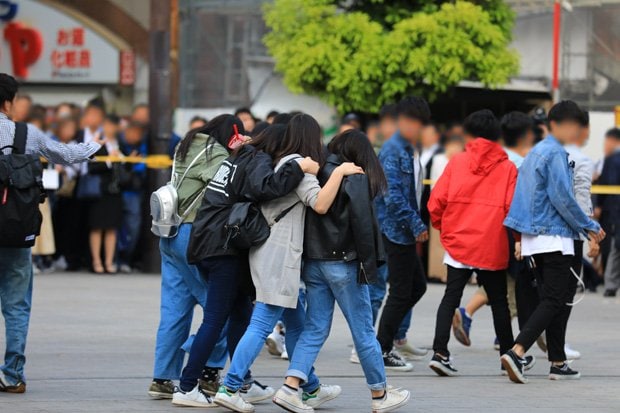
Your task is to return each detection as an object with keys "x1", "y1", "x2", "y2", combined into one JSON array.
[{"x1": 452, "y1": 308, "x2": 472, "y2": 347}]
